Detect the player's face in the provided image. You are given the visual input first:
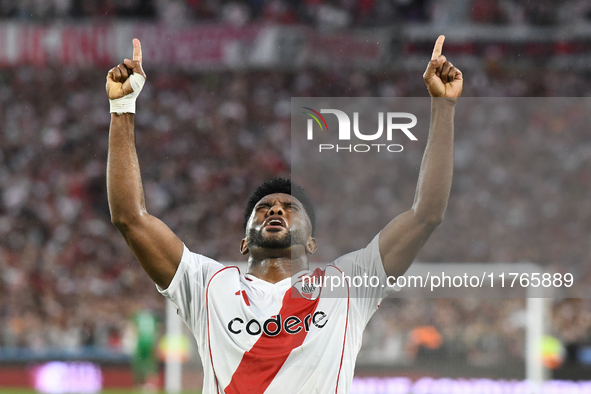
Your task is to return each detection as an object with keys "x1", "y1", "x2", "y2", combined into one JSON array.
[{"x1": 245, "y1": 193, "x2": 312, "y2": 250}]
